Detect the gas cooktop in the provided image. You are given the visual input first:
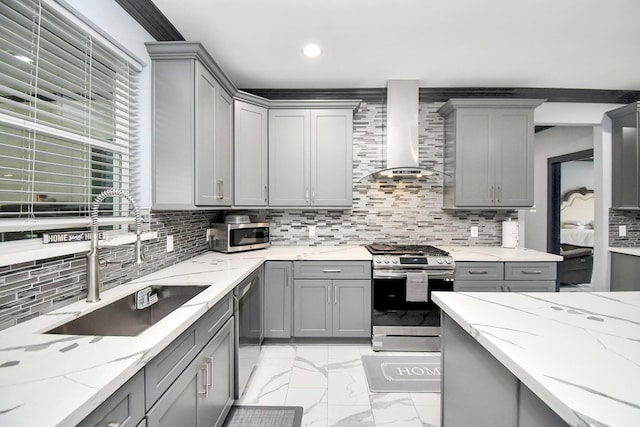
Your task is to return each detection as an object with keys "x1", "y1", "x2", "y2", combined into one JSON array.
[
  {"x1": 365, "y1": 243, "x2": 450, "y2": 257},
  {"x1": 366, "y1": 243, "x2": 454, "y2": 270}
]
